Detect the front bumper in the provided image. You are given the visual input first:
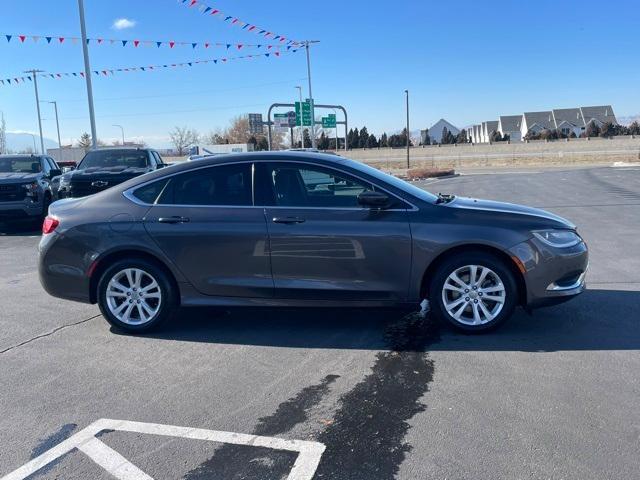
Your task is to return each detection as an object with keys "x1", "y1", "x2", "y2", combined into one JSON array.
[
  {"x1": 0, "y1": 199, "x2": 43, "y2": 218},
  {"x1": 509, "y1": 237, "x2": 589, "y2": 308}
]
